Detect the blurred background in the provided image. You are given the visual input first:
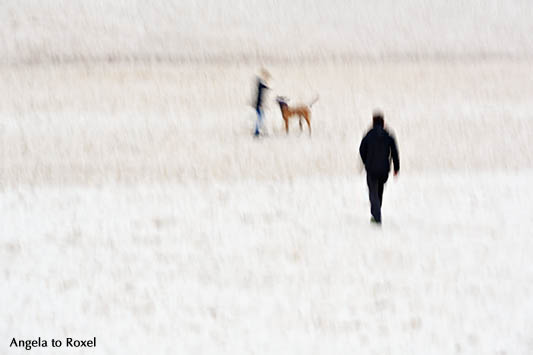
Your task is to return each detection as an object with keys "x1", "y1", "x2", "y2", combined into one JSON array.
[
  {"x1": 2, "y1": 0, "x2": 533, "y2": 64},
  {"x1": 2, "y1": 1, "x2": 533, "y2": 355}
]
